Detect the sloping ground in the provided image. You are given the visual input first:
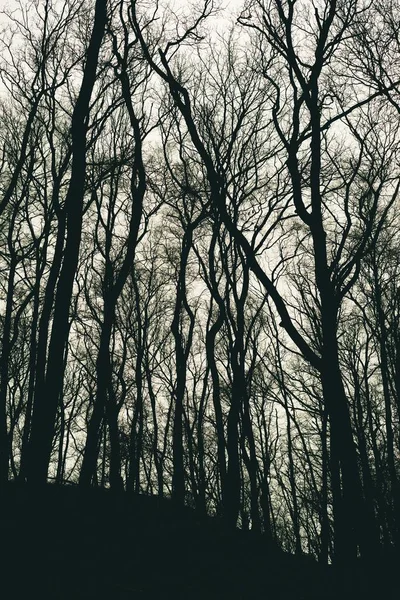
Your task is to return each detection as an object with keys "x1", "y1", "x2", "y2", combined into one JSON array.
[{"x1": 0, "y1": 483, "x2": 395, "y2": 599}]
